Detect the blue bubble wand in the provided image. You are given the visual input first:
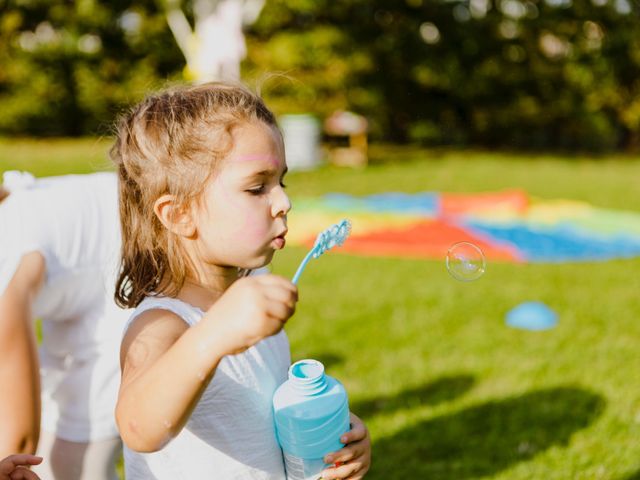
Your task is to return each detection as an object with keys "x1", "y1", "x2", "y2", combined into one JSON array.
[{"x1": 292, "y1": 219, "x2": 352, "y2": 285}]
